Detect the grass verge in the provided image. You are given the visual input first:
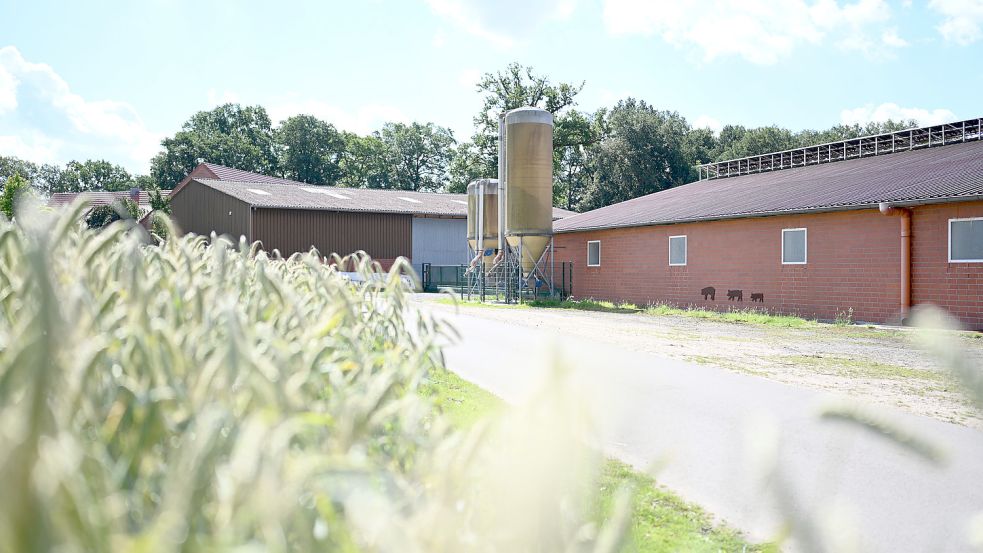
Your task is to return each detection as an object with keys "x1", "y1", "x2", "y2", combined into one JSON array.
[
  {"x1": 438, "y1": 295, "x2": 822, "y2": 328},
  {"x1": 421, "y1": 367, "x2": 774, "y2": 553}
]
